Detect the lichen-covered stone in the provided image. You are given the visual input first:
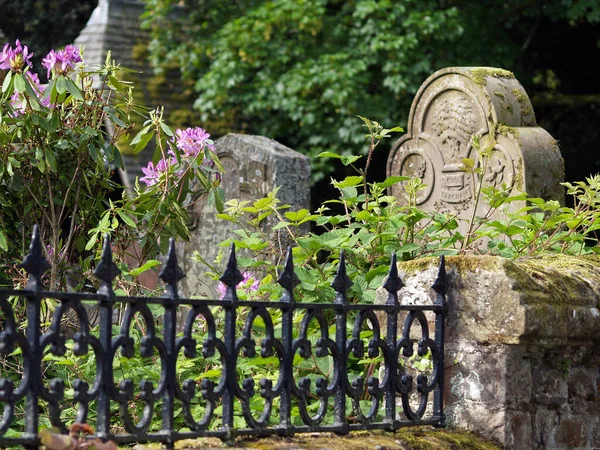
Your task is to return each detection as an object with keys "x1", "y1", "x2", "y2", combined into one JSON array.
[{"x1": 178, "y1": 133, "x2": 310, "y2": 297}]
